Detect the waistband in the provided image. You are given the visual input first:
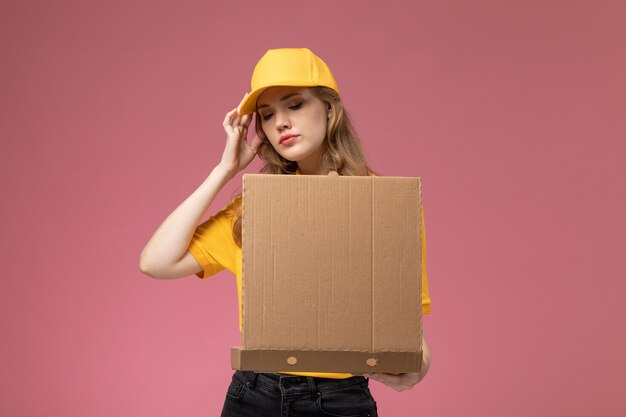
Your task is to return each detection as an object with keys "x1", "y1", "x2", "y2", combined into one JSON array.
[{"x1": 235, "y1": 370, "x2": 368, "y2": 394}]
